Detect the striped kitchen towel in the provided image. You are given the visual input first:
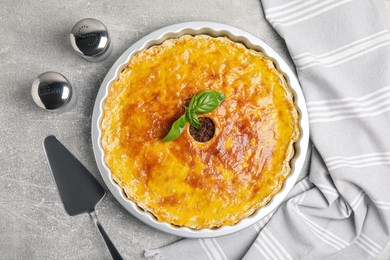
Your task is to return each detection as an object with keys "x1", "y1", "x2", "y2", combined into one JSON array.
[{"x1": 145, "y1": 0, "x2": 390, "y2": 259}]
